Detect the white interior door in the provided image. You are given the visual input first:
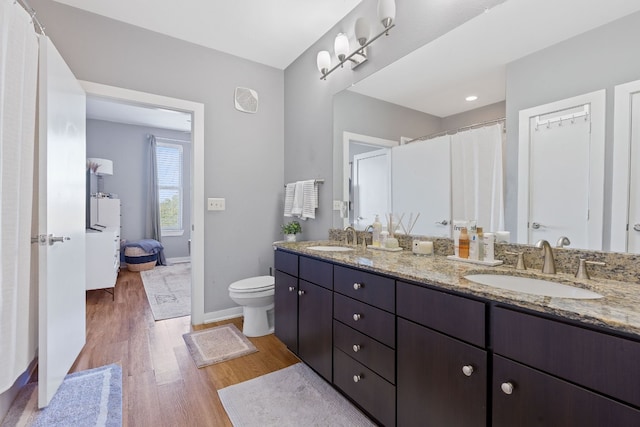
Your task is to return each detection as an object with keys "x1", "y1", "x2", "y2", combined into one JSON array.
[
  {"x1": 528, "y1": 107, "x2": 591, "y2": 247},
  {"x1": 518, "y1": 90, "x2": 606, "y2": 250},
  {"x1": 628, "y1": 92, "x2": 640, "y2": 253},
  {"x1": 38, "y1": 36, "x2": 87, "y2": 408},
  {"x1": 392, "y1": 135, "x2": 451, "y2": 237},
  {"x1": 352, "y1": 148, "x2": 390, "y2": 230}
]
